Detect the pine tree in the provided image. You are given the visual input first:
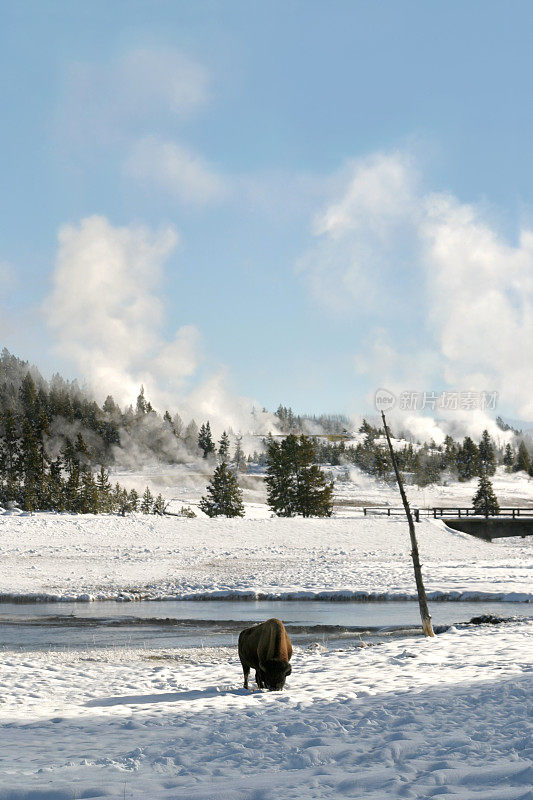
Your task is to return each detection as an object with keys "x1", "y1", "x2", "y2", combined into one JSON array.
[
  {"x1": 456, "y1": 437, "x2": 480, "y2": 481},
  {"x1": 414, "y1": 454, "x2": 441, "y2": 487},
  {"x1": 102, "y1": 395, "x2": 118, "y2": 415},
  {"x1": 198, "y1": 422, "x2": 215, "y2": 458},
  {"x1": 20, "y1": 419, "x2": 41, "y2": 508},
  {"x1": 48, "y1": 457, "x2": 65, "y2": 511},
  {"x1": 200, "y1": 462, "x2": 244, "y2": 518},
  {"x1": 443, "y1": 435, "x2": 457, "y2": 469},
  {"x1": 233, "y1": 435, "x2": 247, "y2": 472},
  {"x1": 61, "y1": 438, "x2": 77, "y2": 476},
  {"x1": 265, "y1": 435, "x2": 298, "y2": 516},
  {"x1": 19, "y1": 373, "x2": 38, "y2": 422},
  {"x1": 265, "y1": 434, "x2": 333, "y2": 517},
  {"x1": 371, "y1": 446, "x2": 391, "y2": 480},
  {"x1": 359, "y1": 419, "x2": 379, "y2": 440},
  {"x1": 218, "y1": 430, "x2": 230, "y2": 460},
  {"x1": 172, "y1": 412, "x2": 184, "y2": 439},
  {"x1": 128, "y1": 488, "x2": 139, "y2": 512},
  {"x1": 503, "y1": 443, "x2": 514, "y2": 471},
  {"x1": 153, "y1": 493, "x2": 167, "y2": 515},
  {"x1": 75, "y1": 432, "x2": 90, "y2": 467},
  {"x1": 478, "y1": 430, "x2": 496, "y2": 476},
  {"x1": 65, "y1": 467, "x2": 81, "y2": 512},
  {"x1": 295, "y1": 436, "x2": 334, "y2": 517},
  {"x1": 141, "y1": 486, "x2": 154, "y2": 514},
  {"x1": 35, "y1": 410, "x2": 50, "y2": 489},
  {"x1": 163, "y1": 411, "x2": 174, "y2": 434},
  {"x1": 472, "y1": 474, "x2": 500, "y2": 517},
  {"x1": 0, "y1": 410, "x2": 19, "y2": 484},
  {"x1": 23, "y1": 480, "x2": 38, "y2": 513},
  {"x1": 80, "y1": 468, "x2": 99, "y2": 514},
  {"x1": 183, "y1": 420, "x2": 199, "y2": 453},
  {"x1": 136, "y1": 386, "x2": 147, "y2": 415},
  {"x1": 514, "y1": 441, "x2": 531, "y2": 474},
  {"x1": 114, "y1": 484, "x2": 130, "y2": 516},
  {"x1": 96, "y1": 466, "x2": 112, "y2": 512}
]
